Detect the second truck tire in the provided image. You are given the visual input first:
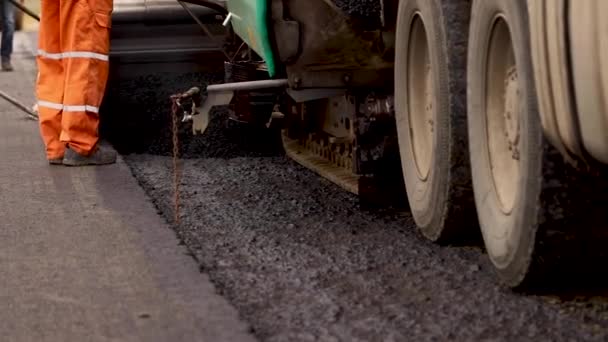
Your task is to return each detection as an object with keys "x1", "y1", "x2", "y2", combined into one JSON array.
[
  {"x1": 467, "y1": 0, "x2": 544, "y2": 288},
  {"x1": 394, "y1": 0, "x2": 474, "y2": 242}
]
